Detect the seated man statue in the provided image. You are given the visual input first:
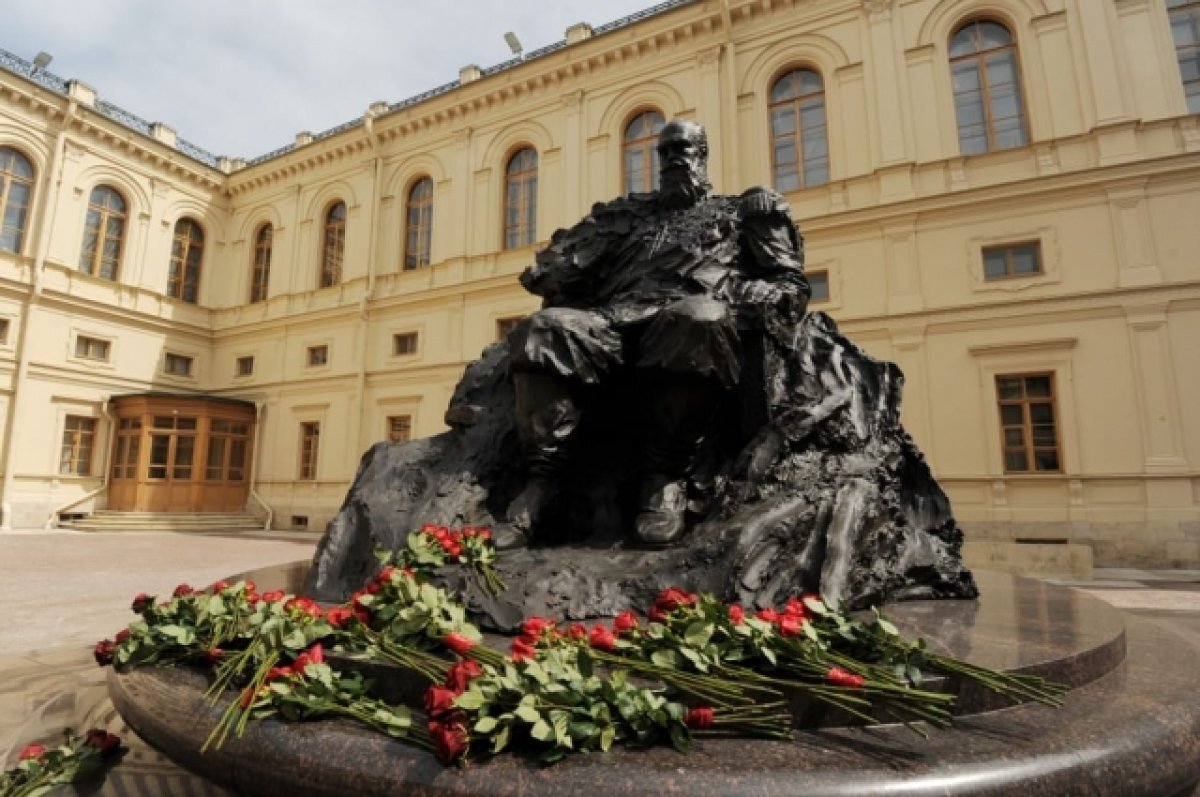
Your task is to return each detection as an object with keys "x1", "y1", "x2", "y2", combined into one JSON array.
[{"x1": 497, "y1": 119, "x2": 811, "y2": 550}]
